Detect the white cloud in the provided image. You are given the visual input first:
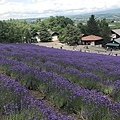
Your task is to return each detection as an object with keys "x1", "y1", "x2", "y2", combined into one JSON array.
[
  {"x1": 0, "y1": 0, "x2": 120, "y2": 20},
  {"x1": 0, "y1": 0, "x2": 6, "y2": 5}
]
